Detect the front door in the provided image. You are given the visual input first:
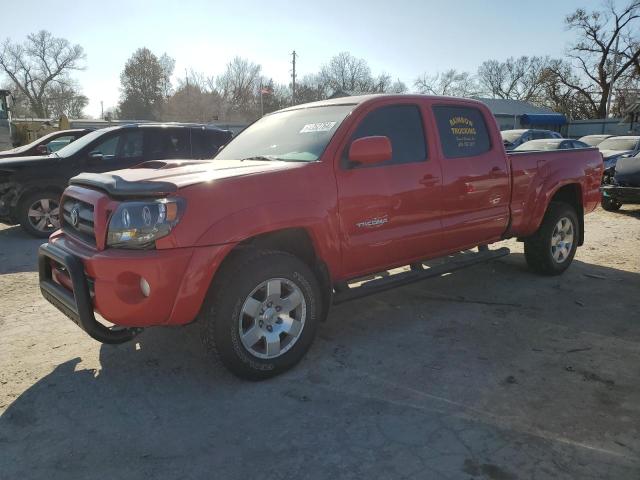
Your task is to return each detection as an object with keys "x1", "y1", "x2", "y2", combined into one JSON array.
[
  {"x1": 83, "y1": 129, "x2": 145, "y2": 173},
  {"x1": 336, "y1": 103, "x2": 443, "y2": 279}
]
